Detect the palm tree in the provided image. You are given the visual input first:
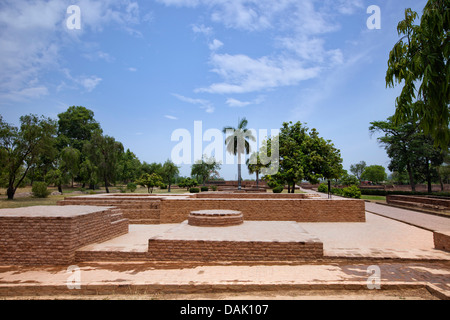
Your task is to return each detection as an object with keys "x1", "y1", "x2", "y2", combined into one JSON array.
[{"x1": 223, "y1": 118, "x2": 256, "y2": 190}]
